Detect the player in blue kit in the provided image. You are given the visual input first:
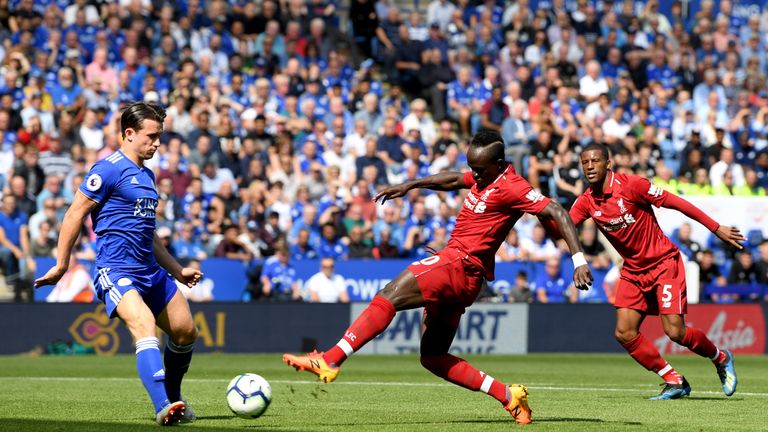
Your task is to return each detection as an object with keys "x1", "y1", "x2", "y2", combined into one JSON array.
[{"x1": 35, "y1": 102, "x2": 202, "y2": 426}]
